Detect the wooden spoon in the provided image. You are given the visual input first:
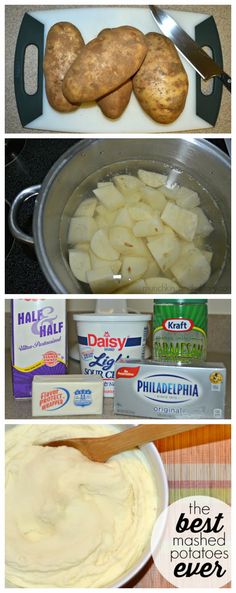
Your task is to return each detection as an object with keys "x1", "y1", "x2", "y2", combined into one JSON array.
[{"x1": 42, "y1": 424, "x2": 201, "y2": 463}]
